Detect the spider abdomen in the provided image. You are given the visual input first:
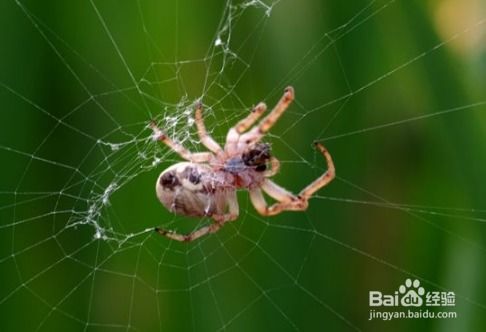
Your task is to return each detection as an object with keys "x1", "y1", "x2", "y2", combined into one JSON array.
[{"x1": 156, "y1": 162, "x2": 228, "y2": 217}]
